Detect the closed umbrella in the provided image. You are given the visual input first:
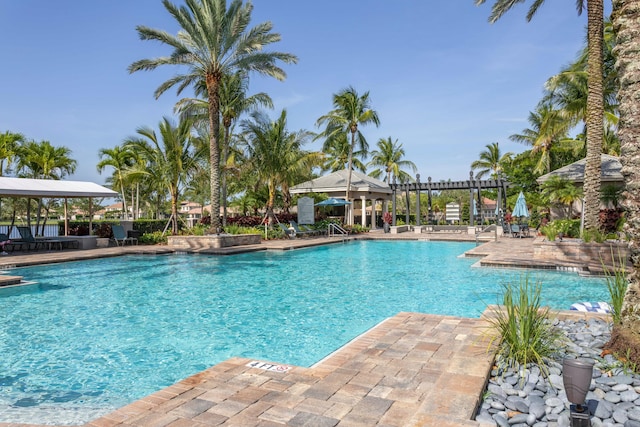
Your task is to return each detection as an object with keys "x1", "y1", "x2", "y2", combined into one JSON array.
[{"x1": 512, "y1": 191, "x2": 530, "y2": 219}]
